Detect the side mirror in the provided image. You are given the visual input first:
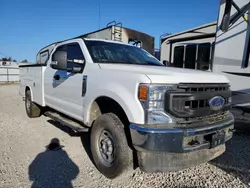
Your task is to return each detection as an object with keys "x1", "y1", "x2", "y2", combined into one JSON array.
[
  {"x1": 220, "y1": 0, "x2": 232, "y2": 32},
  {"x1": 51, "y1": 51, "x2": 67, "y2": 70}
]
